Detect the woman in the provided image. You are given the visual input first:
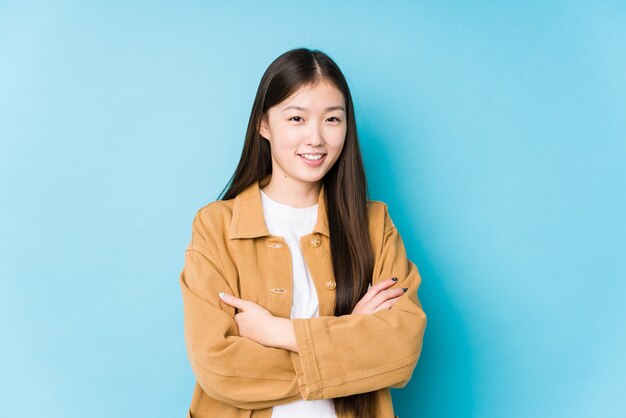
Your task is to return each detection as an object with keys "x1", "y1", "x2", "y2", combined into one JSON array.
[{"x1": 180, "y1": 48, "x2": 427, "y2": 418}]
